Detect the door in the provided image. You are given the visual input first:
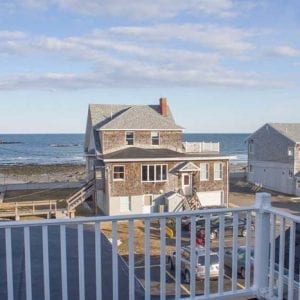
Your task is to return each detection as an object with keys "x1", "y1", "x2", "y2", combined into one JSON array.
[
  {"x1": 196, "y1": 191, "x2": 223, "y2": 206},
  {"x1": 143, "y1": 195, "x2": 153, "y2": 214},
  {"x1": 182, "y1": 173, "x2": 192, "y2": 196}
]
